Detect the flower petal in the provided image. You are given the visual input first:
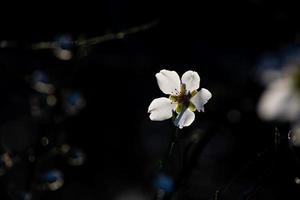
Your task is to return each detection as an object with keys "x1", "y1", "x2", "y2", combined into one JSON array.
[
  {"x1": 174, "y1": 108, "x2": 195, "y2": 129},
  {"x1": 181, "y1": 71, "x2": 200, "y2": 92},
  {"x1": 190, "y1": 88, "x2": 212, "y2": 112},
  {"x1": 148, "y1": 97, "x2": 176, "y2": 121},
  {"x1": 155, "y1": 70, "x2": 181, "y2": 95}
]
